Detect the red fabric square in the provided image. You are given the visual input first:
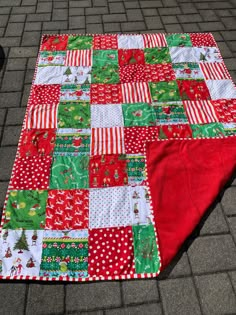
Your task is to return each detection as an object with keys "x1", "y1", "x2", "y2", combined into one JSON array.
[
  {"x1": 19, "y1": 129, "x2": 56, "y2": 157},
  {"x1": 90, "y1": 84, "x2": 122, "y2": 104},
  {"x1": 119, "y1": 65, "x2": 146, "y2": 83},
  {"x1": 190, "y1": 33, "x2": 217, "y2": 47},
  {"x1": 118, "y1": 49, "x2": 145, "y2": 66},
  {"x1": 124, "y1": 126, "x2": 159, "y2": 154},
  {"x1": 40, "y1": 35, "x2": 69, "y2": 51},
  {"x1": 177, "y1": 80, "x2": 211, "y2": 101},
  {"x1": 29, "y1": 84, "x2": 61, "y2": 106},
  {"x1": 145, "y1": 64, "x2": 176, "y2": 82},
  {"x1": 159, "y1": 125, "x2": 192, "y2": 139},
  {"x1": 45, "y1": 189, "x2": 89, "y2": 230},
  {"x1": 88, "y1": 226, "x2": 135, "y2": 277},
  {"x1": 11, "y1": 156, "x2": 52, "y2": 190},
  {"x1": 89, "y1": 155, "x2": 128, "y2": 188},
  {"x1": 213, "y1": 99, "x2": 236, "y2": 123},
  {"x1": 93, "y1": 35, "x2": 118, "y2": 50}
]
